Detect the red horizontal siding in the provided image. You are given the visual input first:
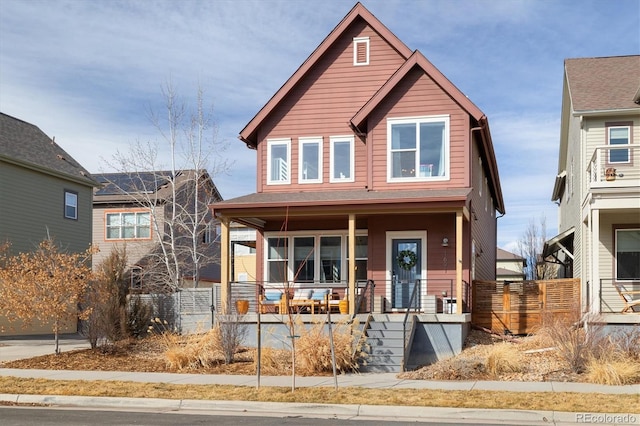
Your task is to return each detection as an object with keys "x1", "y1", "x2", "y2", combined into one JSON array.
[{"x1": 257, "y1": 19, "x2": 406, "y2": 193}]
